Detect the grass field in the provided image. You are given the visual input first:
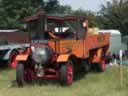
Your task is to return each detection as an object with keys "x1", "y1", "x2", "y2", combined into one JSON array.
[{"x1": 0, "y1": 66, "x2": 128, "y2": 96}]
